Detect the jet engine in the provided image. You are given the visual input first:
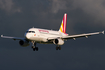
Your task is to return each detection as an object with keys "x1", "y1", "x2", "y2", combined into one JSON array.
[
  {"x1": 19, "y1": 40, "x2": 30, "y2": 47},
  {"x1": 53, "y1": 39, "x2": 64, "y2": 45}
]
